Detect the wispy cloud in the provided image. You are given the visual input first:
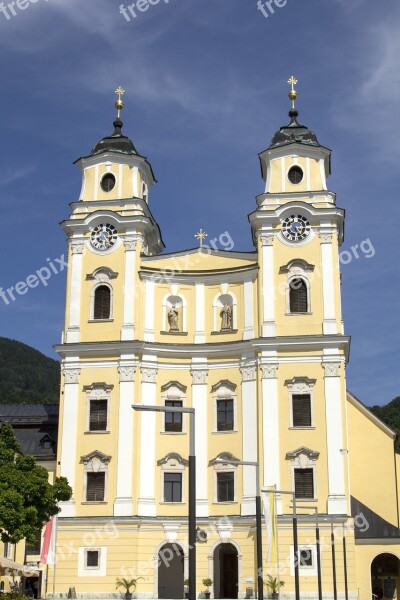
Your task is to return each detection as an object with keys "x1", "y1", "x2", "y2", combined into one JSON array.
[{"x1": 0, "y1": 165, "x2": 35, "y2": 186}]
